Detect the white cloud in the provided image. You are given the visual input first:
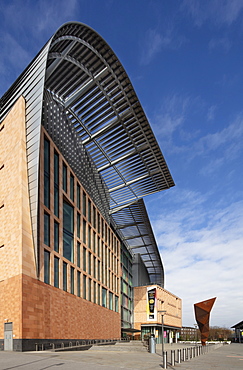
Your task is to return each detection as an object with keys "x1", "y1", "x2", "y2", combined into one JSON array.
[{"x1": 152, "y1": 193, "x2": 243, "y2": 327}]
